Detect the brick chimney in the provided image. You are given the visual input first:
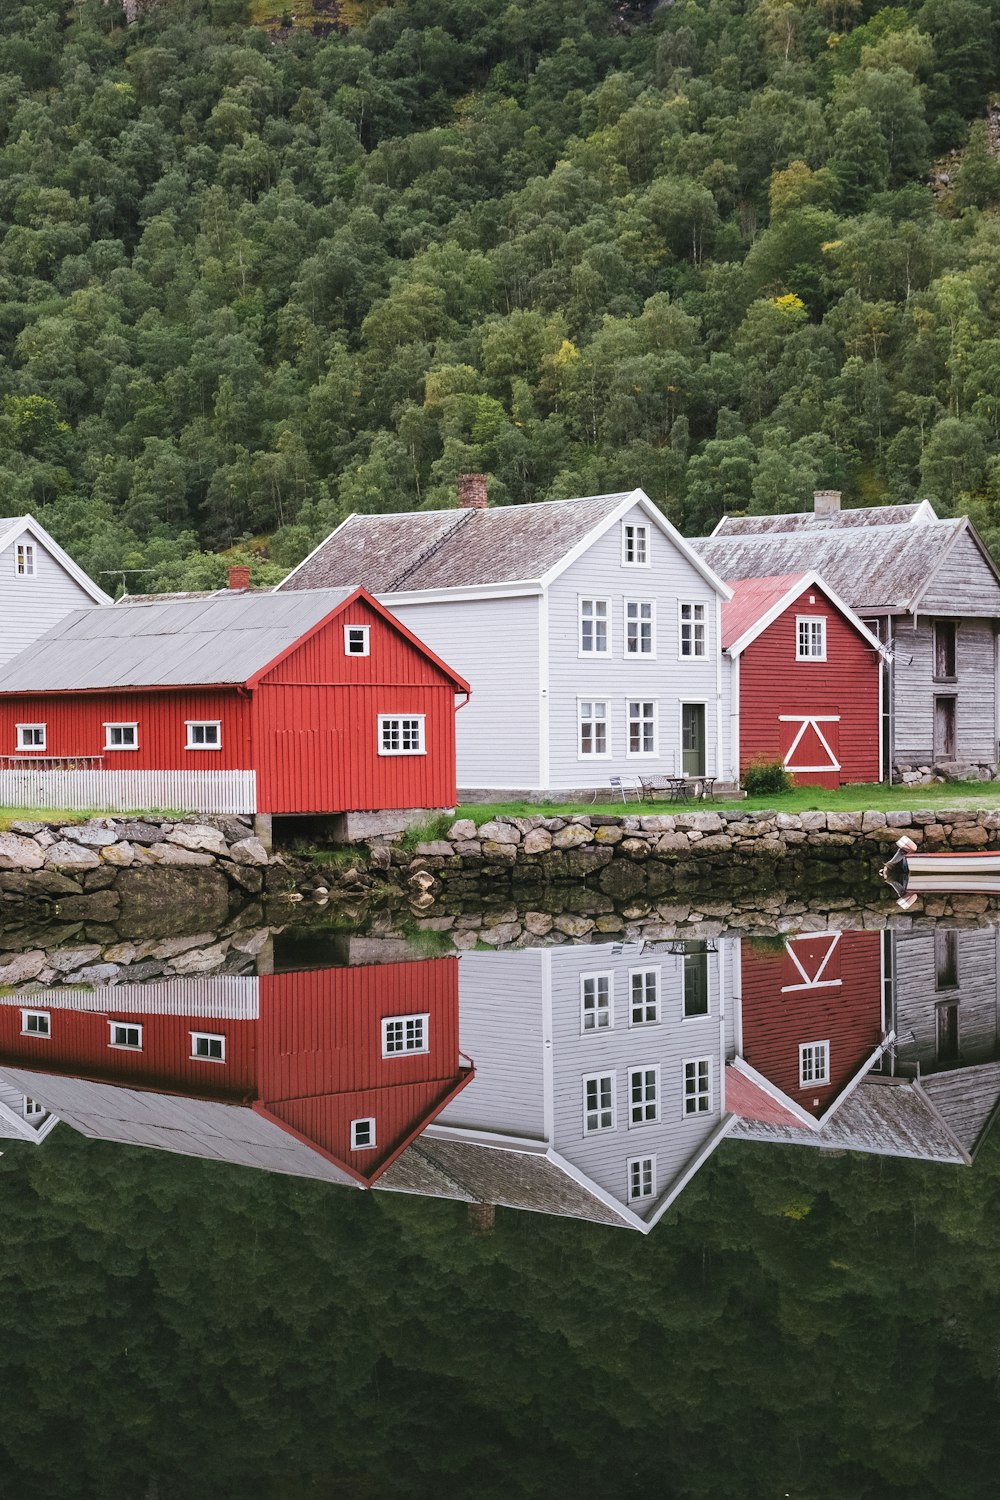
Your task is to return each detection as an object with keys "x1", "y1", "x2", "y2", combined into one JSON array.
[
  {"x1": 457, "y1": 472, "x2": 489, "y2": 510},
  {"x1": 228, "y1": 565, "x2": 251, "y2": 591},
  {"x1": 813, "y1": 490, "x2": 842, "y2": 516}
]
